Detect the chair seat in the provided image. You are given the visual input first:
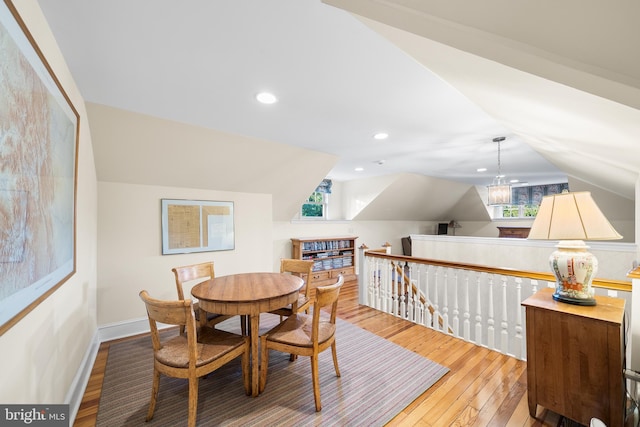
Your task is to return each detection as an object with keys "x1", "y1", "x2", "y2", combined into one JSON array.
[
  {"x1": 269, "y1": 294, "x2": 310, "y2": 317},
  {"x1": 266, "y1": 313, "x2": 336, "y2": 348},
  {"x1": 156, "y1": 328, "x2": 246, "y2": 368}
]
